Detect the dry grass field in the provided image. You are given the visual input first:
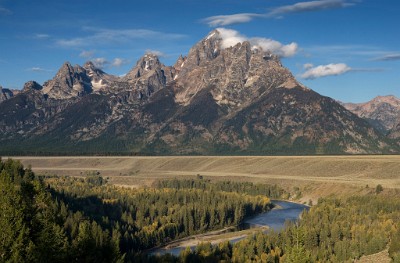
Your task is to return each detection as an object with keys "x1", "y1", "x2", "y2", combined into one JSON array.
[{"x1": 6, "y1": 155, "x2": 400, "y2": 202}]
